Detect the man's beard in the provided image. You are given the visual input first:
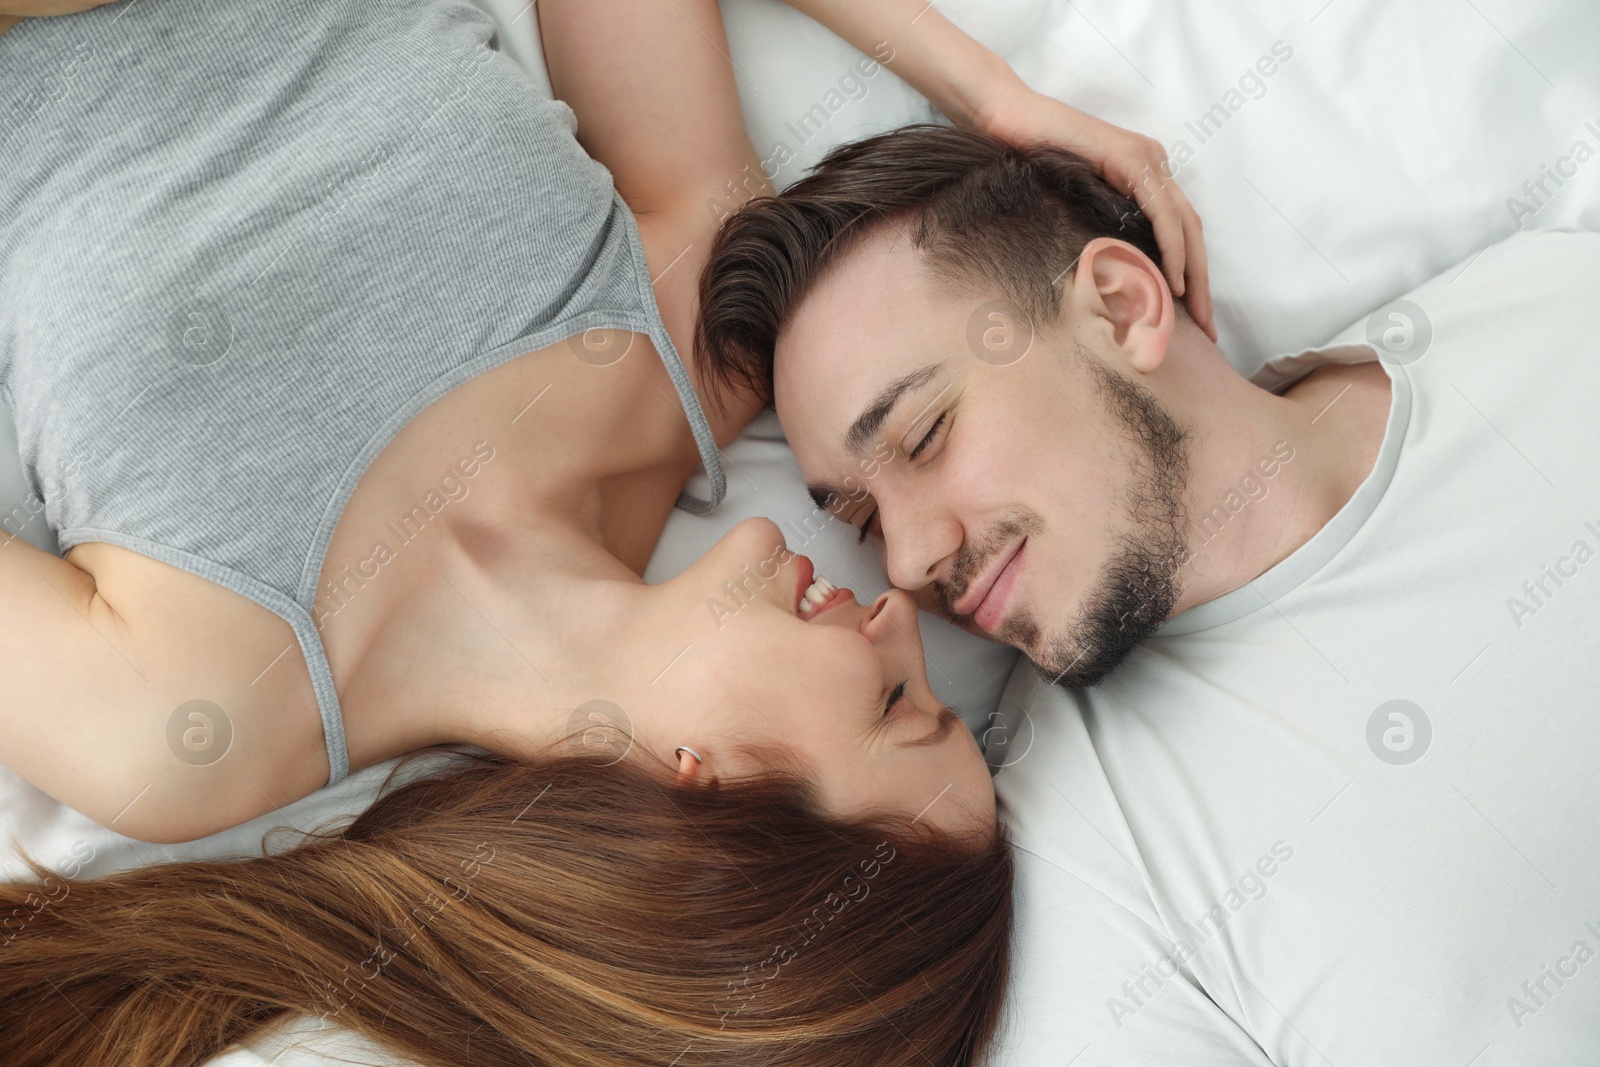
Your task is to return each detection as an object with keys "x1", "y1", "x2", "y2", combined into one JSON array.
[{"x1": 943, "y1": 354, "x2": 1192, "y2": 688}]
